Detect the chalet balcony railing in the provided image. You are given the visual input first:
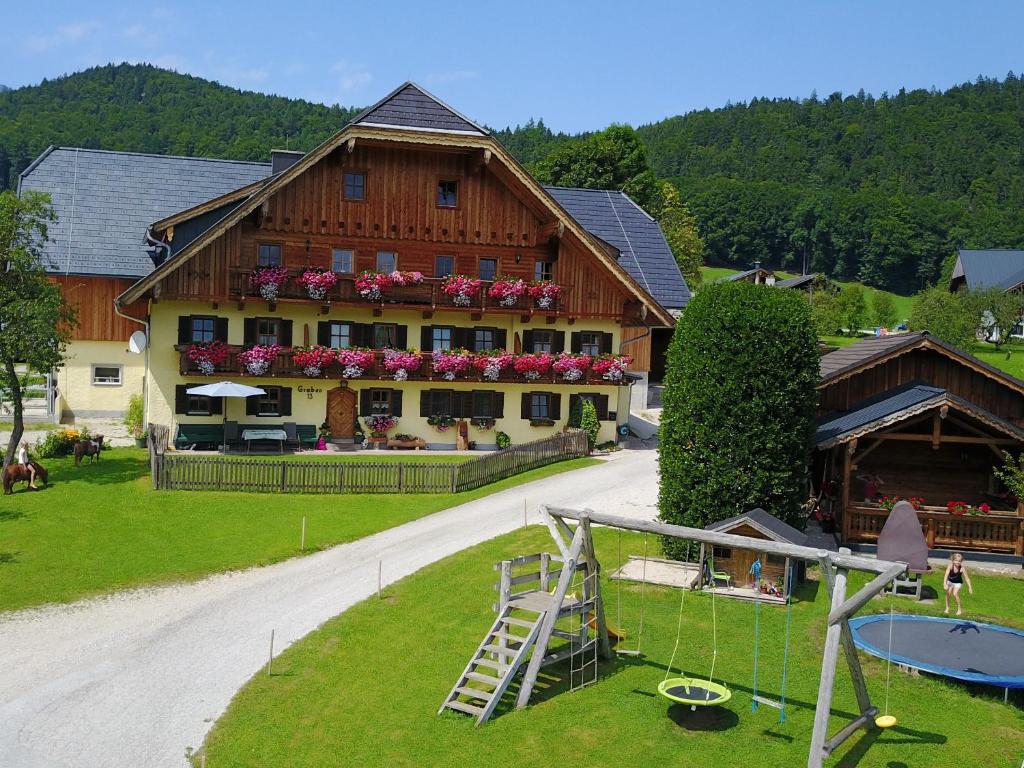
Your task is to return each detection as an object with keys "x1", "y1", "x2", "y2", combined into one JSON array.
[
  {"x1": 227, "y1": 267, "x2": 561, "y2": 314},
  {"x1": 176, "y1": 345, "x2": 622, "y2": 386},
  {"x1": 844, "y1": 503, "x2": 1024, "y2": 555}
]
